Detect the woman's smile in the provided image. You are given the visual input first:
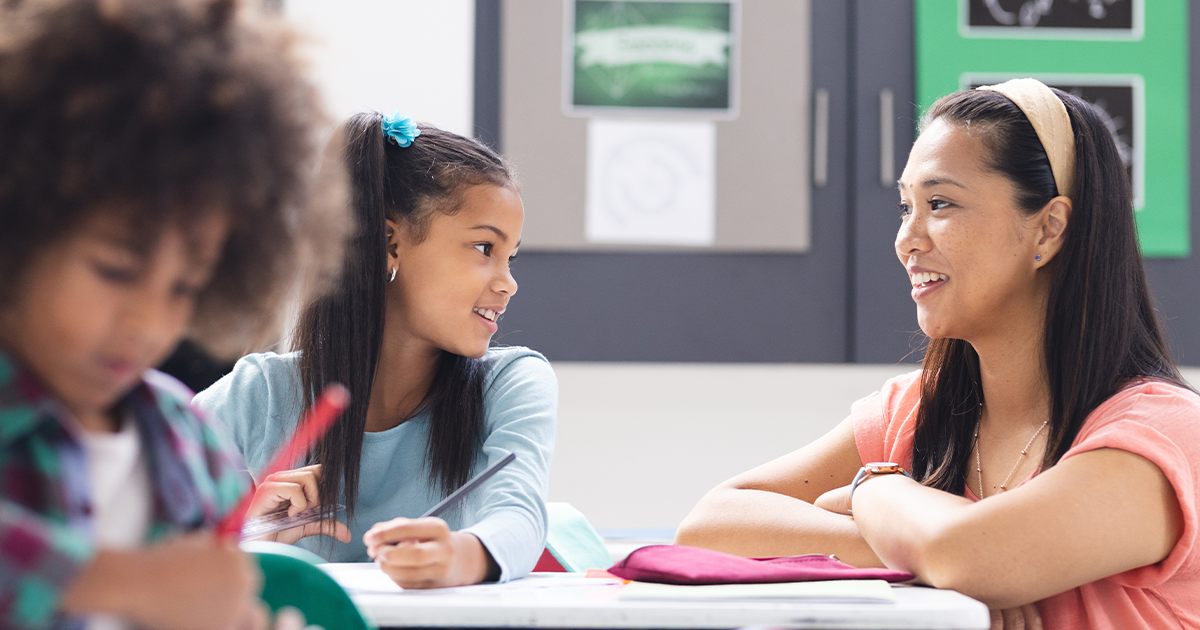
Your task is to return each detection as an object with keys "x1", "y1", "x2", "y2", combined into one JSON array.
[{"x1": 908, "y1": 268, "x2": 950, "y2": 300}]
